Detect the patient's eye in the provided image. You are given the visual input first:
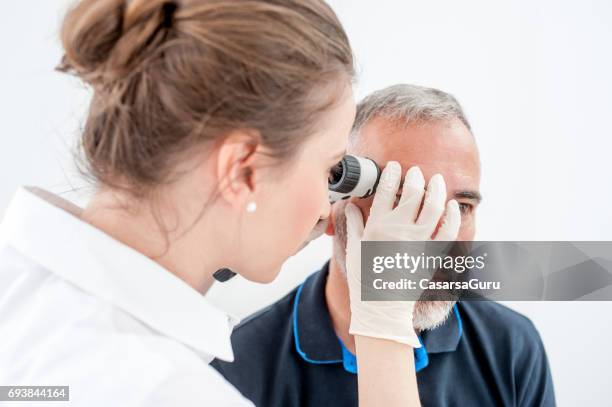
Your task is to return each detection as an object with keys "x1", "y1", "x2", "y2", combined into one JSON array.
[{"x1": 459, "y1": 202, "x2": 473, "y2": 215}]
